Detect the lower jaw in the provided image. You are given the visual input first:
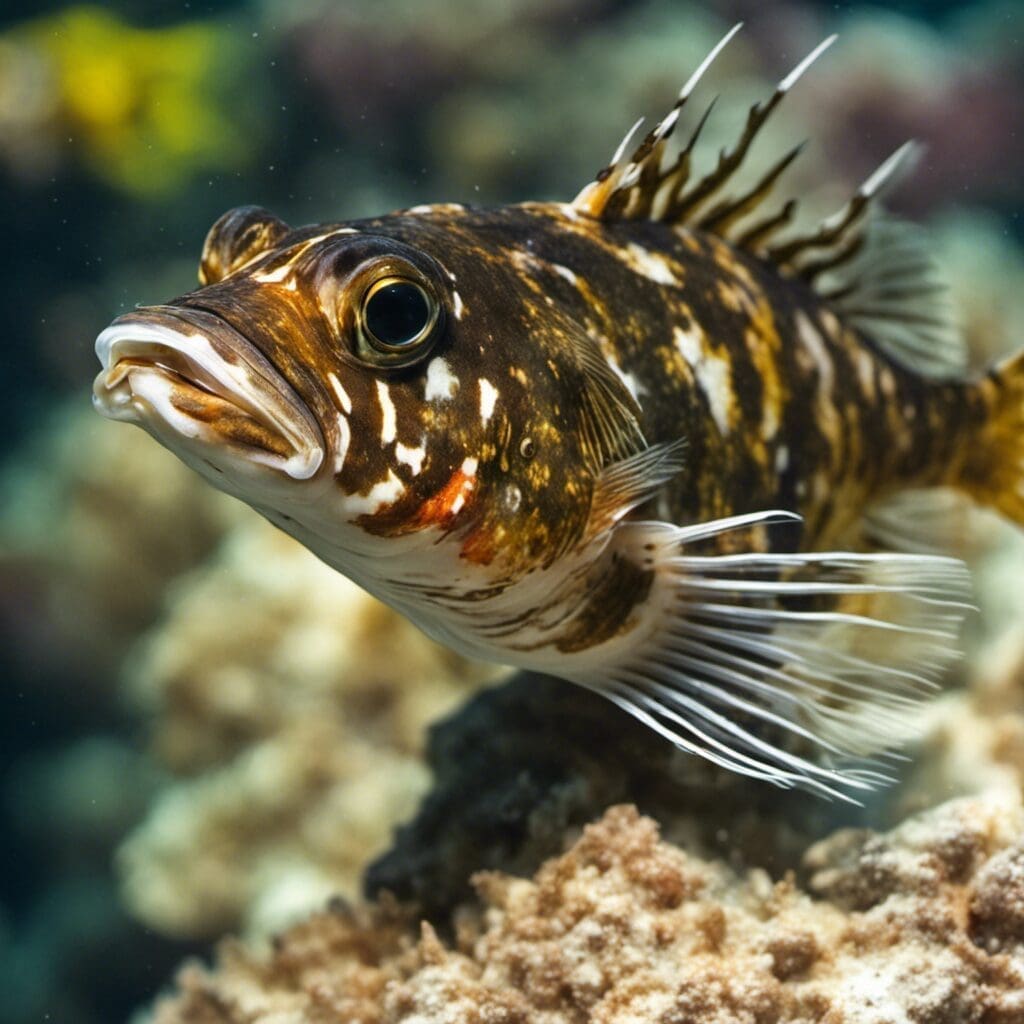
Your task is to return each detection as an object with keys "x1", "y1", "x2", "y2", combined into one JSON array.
[
  {"x1": 102, "y1": 364, "x2": 309, "y2": 480},
  {"x1": 93, "y1": 314, "x2": 325, "y2": 481}
]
